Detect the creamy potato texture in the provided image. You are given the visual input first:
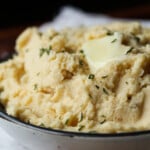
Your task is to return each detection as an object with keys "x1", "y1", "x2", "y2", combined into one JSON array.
[{"x1": 1, "y1": 22, "x2": 150, "y2": 133}]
